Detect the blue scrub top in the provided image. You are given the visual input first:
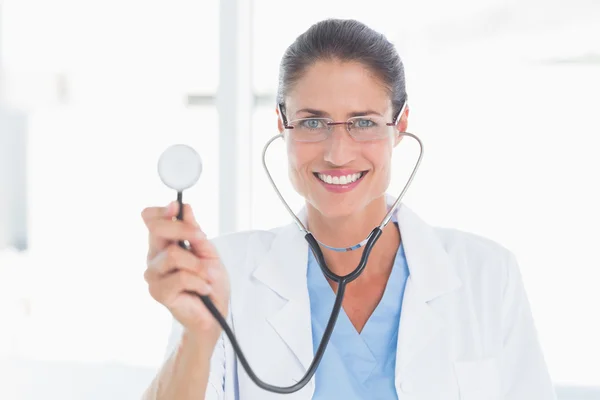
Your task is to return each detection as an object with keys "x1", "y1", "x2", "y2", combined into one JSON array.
[{"x1": 306, "y1": 224, "x2": 409, "y2": 399}]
